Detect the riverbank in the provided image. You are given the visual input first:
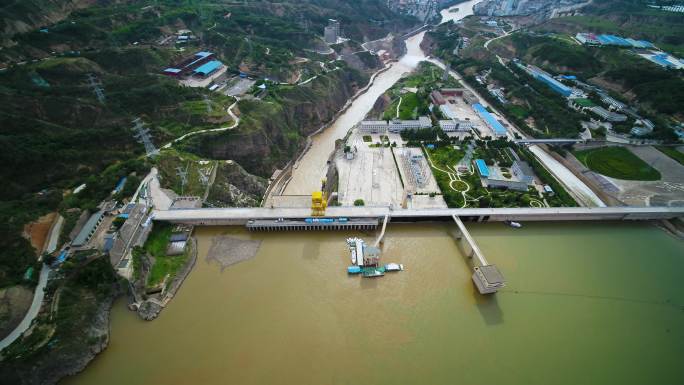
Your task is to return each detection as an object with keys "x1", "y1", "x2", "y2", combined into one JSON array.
[
  {"x1": 0, "y1": 257, "x2": 123, "y2": 385},
  {"x1": 265, "y1": 63, "x2": 396, "y2": 202},
  {"x1": 131, "y1": 231, "x2": 199, "y2": 321}
]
